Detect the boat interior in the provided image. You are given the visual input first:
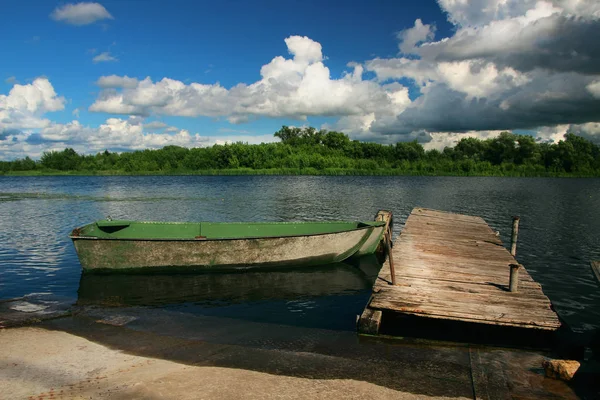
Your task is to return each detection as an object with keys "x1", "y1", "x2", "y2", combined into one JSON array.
[{"x1": 74, "y1": 220, "x2": 385, "y2": 240}]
